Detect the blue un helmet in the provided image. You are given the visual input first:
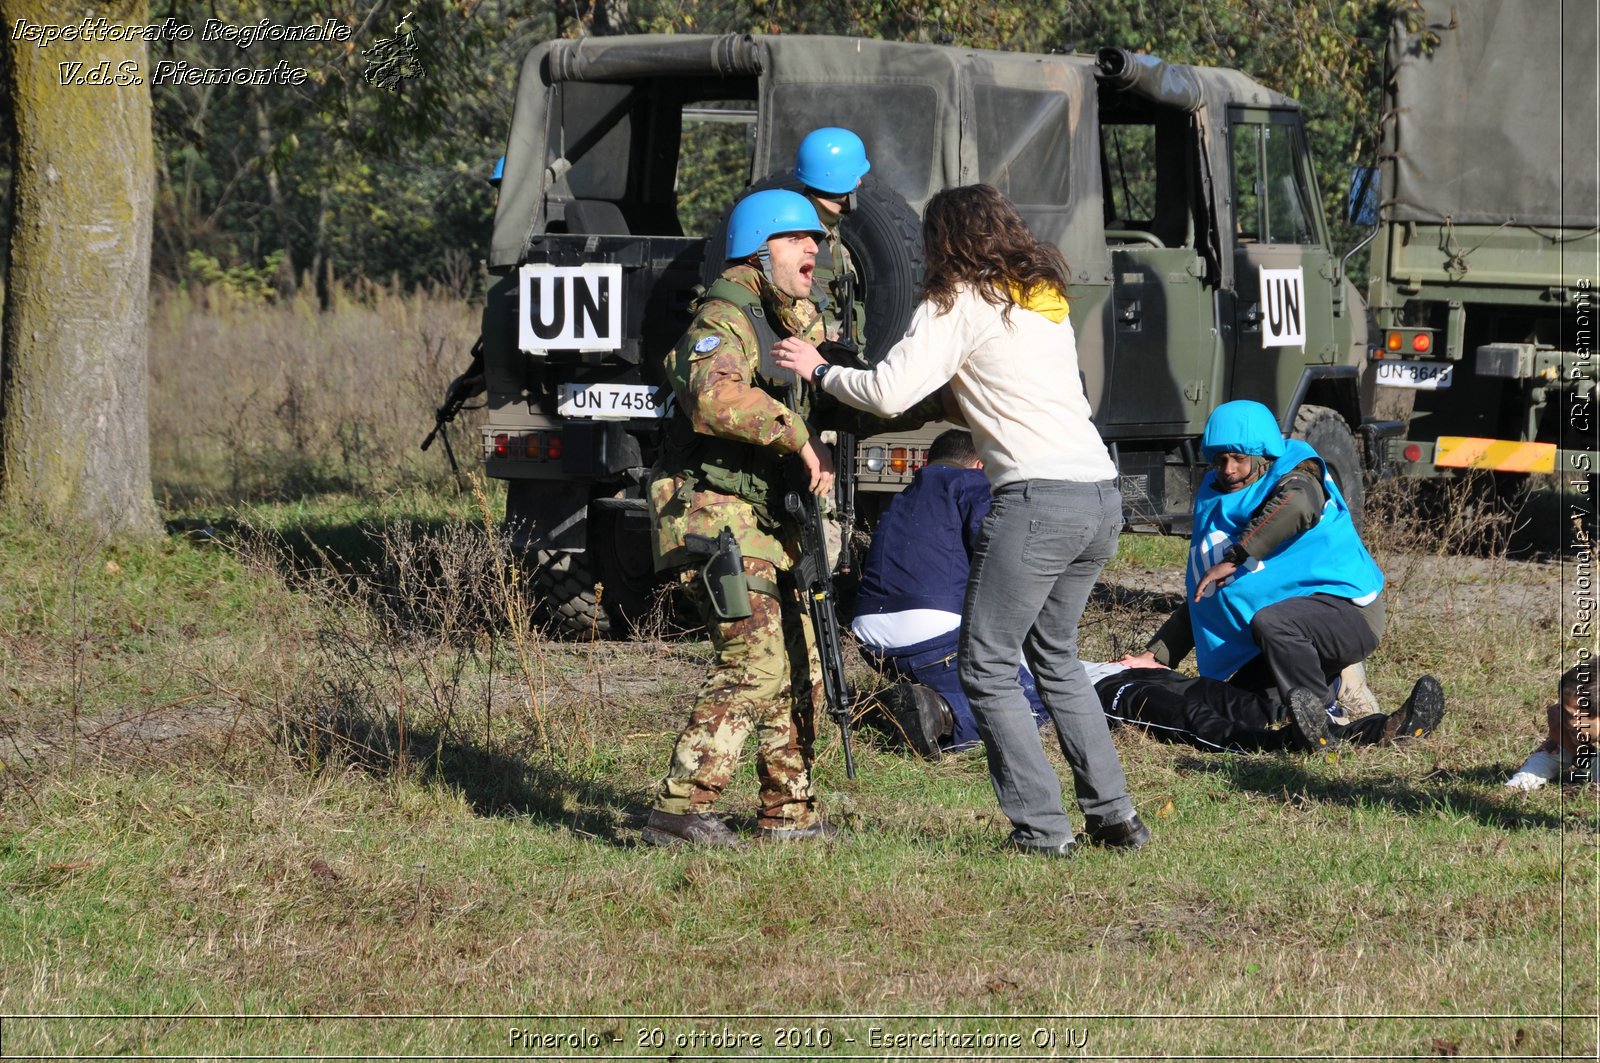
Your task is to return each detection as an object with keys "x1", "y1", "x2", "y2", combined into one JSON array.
[
  {"x1": 1201, "y1": 400, "x2": 1287, "y2": 461},
  {"x1": 794, "y1": 127, "x2": 871, "y2": 196},
  {"x1": 725, "y1": 189, "x2": 826, "y2": 260},
  {"x1": 489, "y1": 155, "x2": 505, "y2": 186}
]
